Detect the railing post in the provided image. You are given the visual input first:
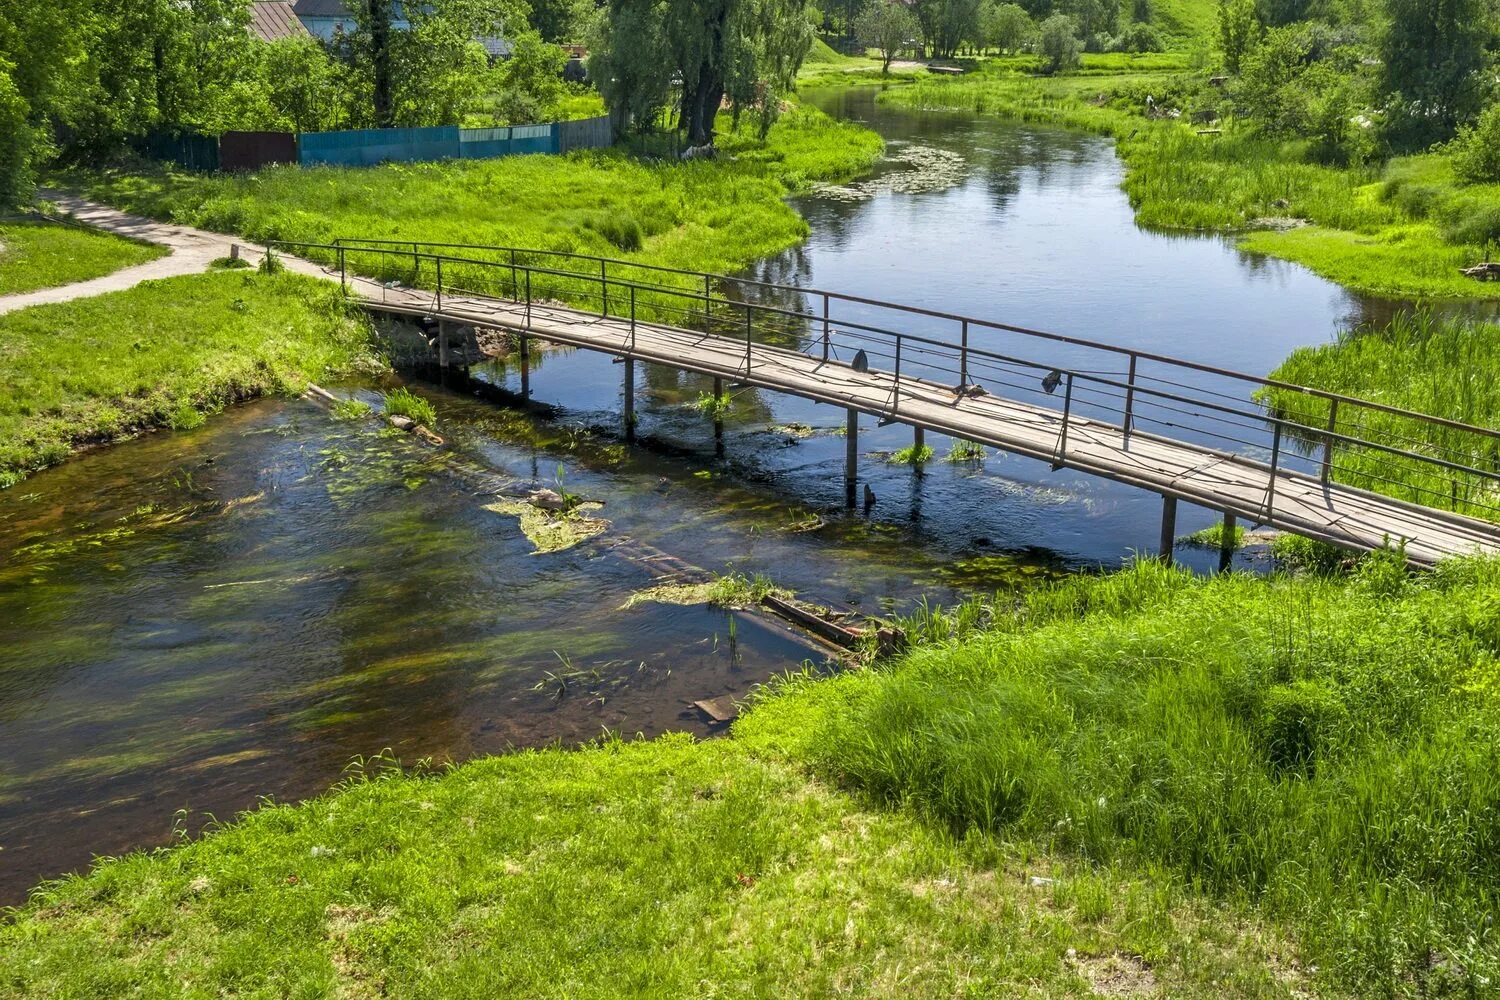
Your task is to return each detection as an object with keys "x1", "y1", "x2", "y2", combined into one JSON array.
[
  {"x1": 435, "y1": 256, "x2": 443, "y2": 312},
  {"x1": 525, "y1": 269, "x2": 532, "y2": 330},
  {"x1": 630, "y1": 284, "x2": 636, "y2": 351},
  {"x1": 600, "y1": 259, "x2": 608, "y2": 317},
  {"x1": 960, "y1": 319, "x2": 969, "y2": 388},
  {"x1": 743, "y1": 304, "x2": 753, "y2": 376},
  {"x1": 822, "y1": 294, "x2": 831, "y2": 363},
  {"x1": 893, "y1": 335, "x2": 902, "y2": 415},
  {"x1": 1321, "y1": 397, "x2": 1340, "y2": 485},
  {"x1": 338, "y1": 246, "x2": 346, "y2": 292},
  {"x1": 1123, "y1": 353, "x2": 1138, "y2": 442},
  {"x1": 412, "y1": 241, "x2": 419, "y2": 284},
  {"x1": 509, "y1": 248, "x2": 518, "y2": 300},
  {"x1": 703, "y1": 274, "x2": 712, "y2": 330},
  {"x1": 1266, "y1": 421, "x2": 1283, "y2": 517},
  {"x1": 1055, "y1": 372, "x2": 1074, "y2": 466}
]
